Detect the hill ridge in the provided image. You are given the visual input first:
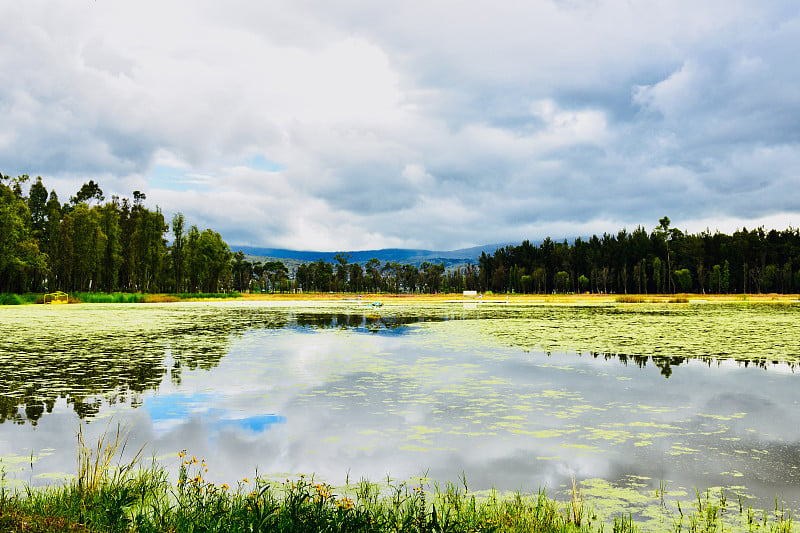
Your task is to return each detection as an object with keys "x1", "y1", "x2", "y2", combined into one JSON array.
[{"x1": 233, "y1": 243, "x2": 517, "y2": 266}]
